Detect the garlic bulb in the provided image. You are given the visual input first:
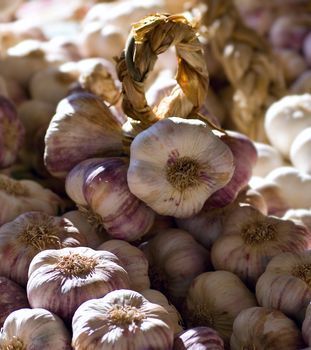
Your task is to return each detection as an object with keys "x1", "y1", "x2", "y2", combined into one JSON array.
[
  {"x1": 141, "y1": 289, "x2": 183, "y2": 334},
  {"x1": 184, "y1": 271, "x2": 257, "y2": 345},
  {"x1": 27, "y1": 247, "x2": 130, "y2": 323},
  {"x1": 0, "y1": 95, "x2": 24, "y2": 168},
  {"x1": 264, "y1": 94, "x2": 311, "y2": 158},
  {"x1": 266, "y1": 166, "x2": 311, "y2": 208},
  {"x1": 252, "y1": 142, "x2": 285, "y2": 177},
  {"x1": 282, "y1": 208, "x2": 311, "y2": 233},
  {"x1": 140, "y1": 228, "x2": 210, "y2": 306},
  {"x1": 173, "y1": 327, "x2": 224, "y2": 350},
  {"x1": 127, "y1": 117, "x2": 234, "y2": 218},
  {"x1": 72, "y1": 289, "x2": 174, "y2": 350},
  {"x1": 0, "y1": 211, "x2": 87, "y2": 286},
  {"x1": 256, "y1": 250, "x2": 311, "y2": 323},
  {"x1": 62, "y1": 210, "x2": 109, "y2": 248},
  {"x1": 0, "y1": 308, "x2": 72, "y2": 350},
  {"x1": 235, "y1": 187, "x2": 268, "y2": 215},
  {"x1": 98, "y1": 240, "x2": 150, "y2": 291},
  {"x1": 0, "y1": 174, "x2": 62, "y2": 225},
  {"x1": 66, "y1": 157, "x2": 156, "y2": 241},
  {"x1": 204, "y1": 130, "x2": 257, "y2": 209},
  {"x1": 44, "y1": 92, "x2": 123, "y2": 178},
  {"x1": 230, "y1": 306, "x2": 305, "y2": 350},
  {"x1": 0, "y1": 277, "x2": 29, "y2": 328},
  {"x1": 290, "y1": 127, "x2": 311, "y2": 174},
  {"x1": 211, "y1": 205, "x2": 311, "y2": 287},
  {"x1": 274, "y1": 49, "x2": 307, "y2": 83},
  {"x1": 303, "y1": 303, "x2": 311, "y2": 346}
]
